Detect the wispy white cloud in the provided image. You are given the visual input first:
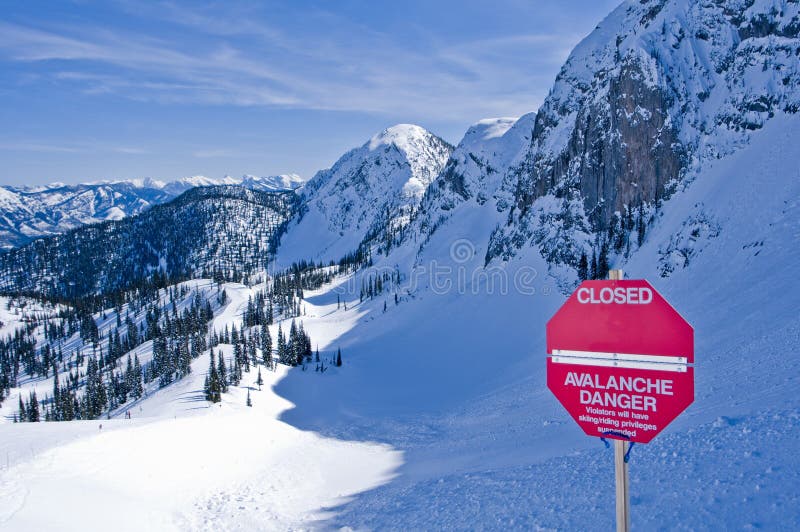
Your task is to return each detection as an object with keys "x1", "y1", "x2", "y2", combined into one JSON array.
[
  {"x1": 0, "y1": 5, "x2": 585, "y2": 122},
  {"x1": 192, "y1": 149, "x2": 247, "y2": 159},
  {"x1": 112, "y1": 146, "x2": 148, "y2": 155},
  {"x1": 0, "y1": 142, "x2": 81, "y2": 153},
  {"x1": 0, "y1": 140, "x2": 148, "y2": 155}
]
